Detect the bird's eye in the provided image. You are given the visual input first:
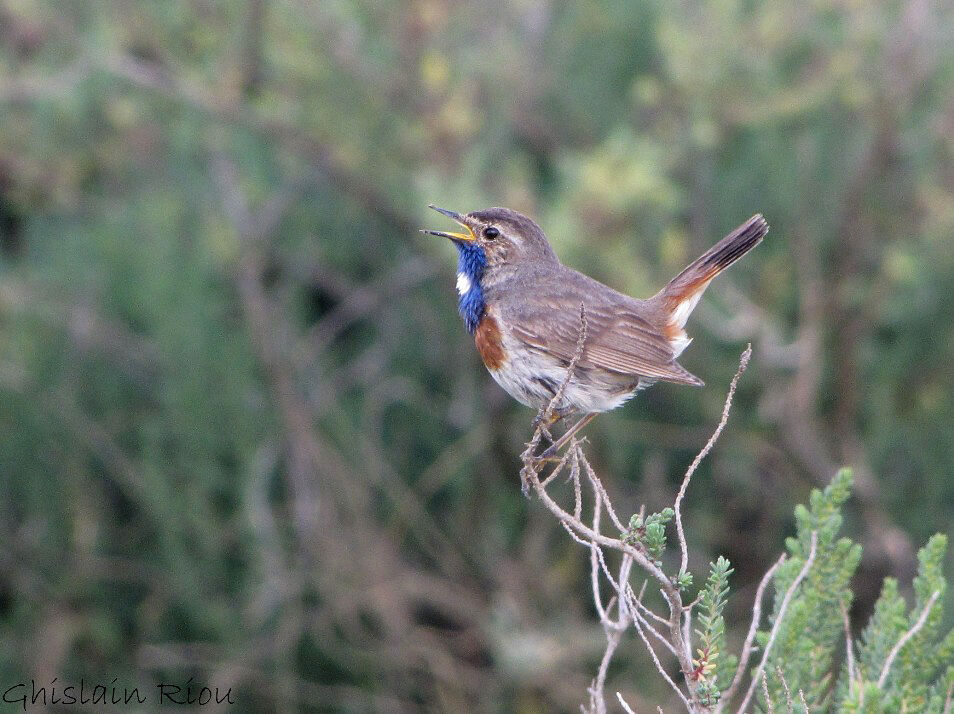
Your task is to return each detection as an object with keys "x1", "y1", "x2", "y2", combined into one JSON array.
[{"x1": 484, "y1": 226, "x2": 499, "y2": 240}]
